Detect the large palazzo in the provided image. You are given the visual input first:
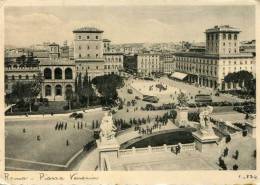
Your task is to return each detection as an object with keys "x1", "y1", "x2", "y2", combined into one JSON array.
[{"x1": 4, "y1": 27, "x2": 124, "y2": 101}]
